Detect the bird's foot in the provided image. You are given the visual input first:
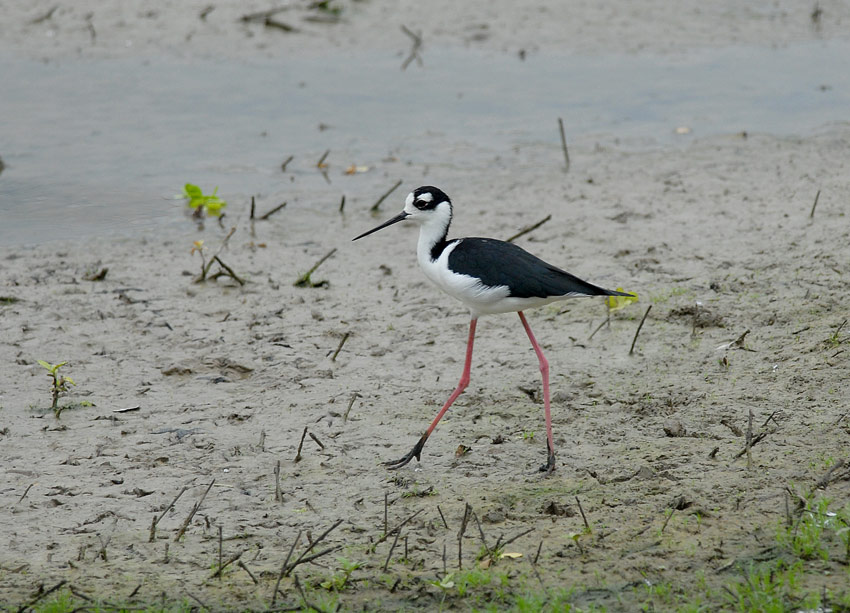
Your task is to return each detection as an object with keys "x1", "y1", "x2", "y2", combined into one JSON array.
[
  {"x1": 384, "y1": 433, "x2": 428, "y2": 470},
  {"x1": 538, "y1": 446, "x2": 556, "y2": 475}
]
